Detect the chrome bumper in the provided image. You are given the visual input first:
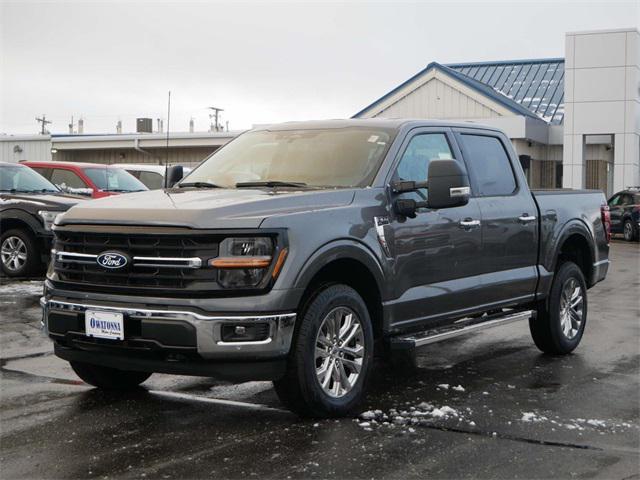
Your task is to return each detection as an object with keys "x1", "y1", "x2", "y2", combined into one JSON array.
[{"x1": 41, "y1": 298, "x2": 296, "y2": 359}]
